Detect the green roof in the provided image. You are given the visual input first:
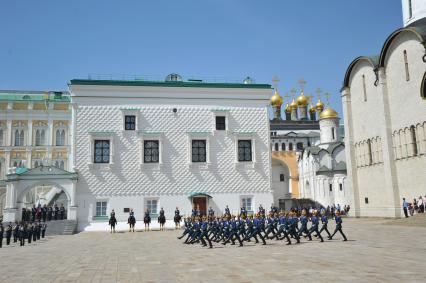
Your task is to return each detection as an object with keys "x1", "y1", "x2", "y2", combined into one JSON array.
[
  {"x1": 70, "y1": 79, "x2": 272, "y2": 89},
  {"x1": 0, "y1": 90, "x2": 70, "y2": 102}
]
